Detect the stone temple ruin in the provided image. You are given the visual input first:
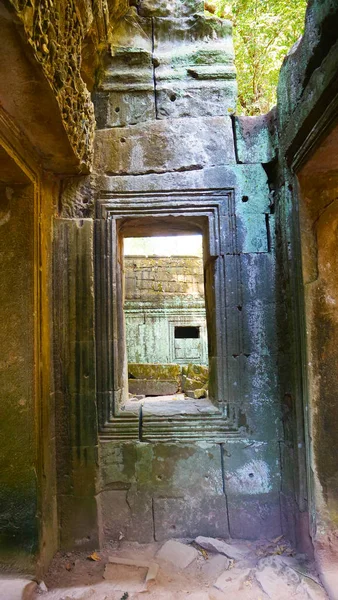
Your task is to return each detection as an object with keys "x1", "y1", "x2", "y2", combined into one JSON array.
[
  {"x1": 124, "y1": 237, "x2": 209, "y2": 399},
  {"x1": 1, "y1": 0, "x2": 338, "y2": 597}
]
